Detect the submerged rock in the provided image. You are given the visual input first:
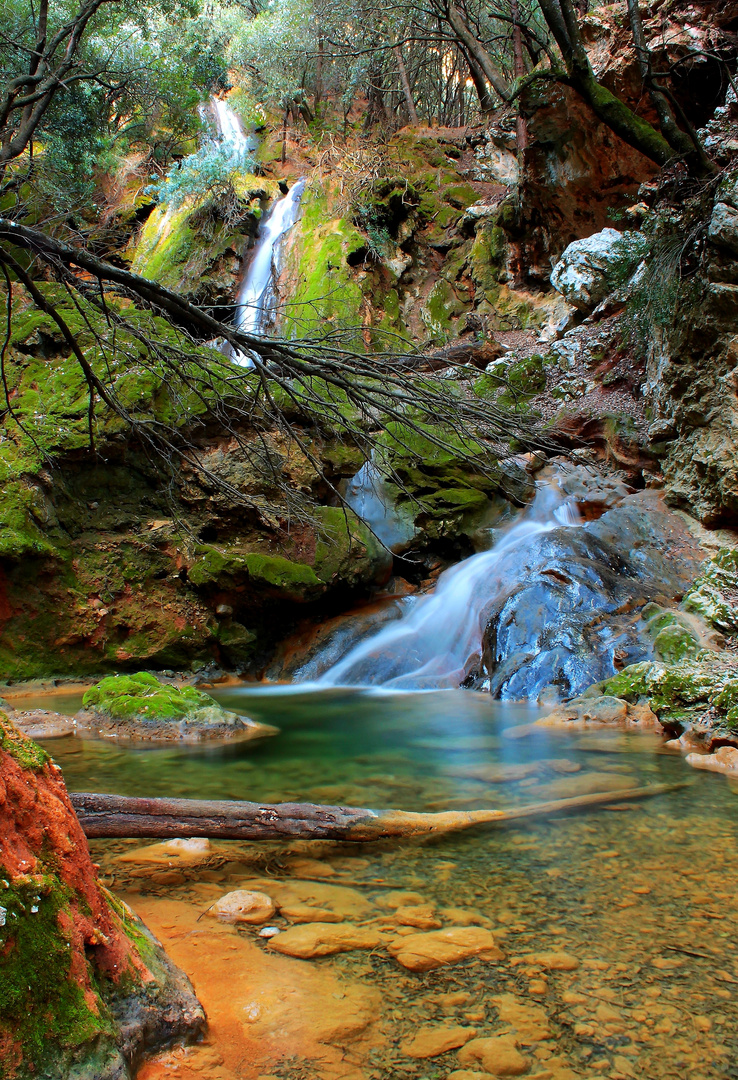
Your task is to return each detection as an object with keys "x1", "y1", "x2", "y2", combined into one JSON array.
[
  {"x1": 387, "y1": 926, "x2": 503, "y2": 972},
  {"x1": 208, "y1": 890, "x2": 276, "y2": 924},
  {"x1": 78, "y1": 672, "x2": 278, "y2": 742},
  {"x1": 456, "y1": 1034, "x2": 528, "y2": 1076},
  {"x1": 266, "y1": 922, "x2": 383, "y2": 958},
  {"x1": 0, "y1": 712, "x2": 204, "y2": 1078},
  {"x1": 401, "y1": 1024, "x2": 477, "y2": 1059}
]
